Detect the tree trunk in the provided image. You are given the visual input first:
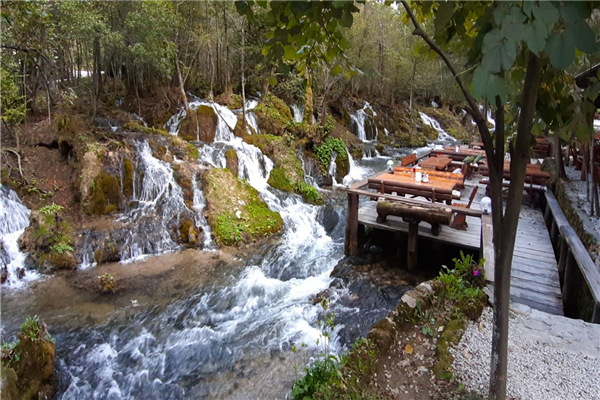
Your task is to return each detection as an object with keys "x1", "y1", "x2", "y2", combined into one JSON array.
[
  {"x1": 554, "y1": 134, "x2": 567, "y2": 179},
  {"x1": 92, "y1": 35, "x2": 101, "y2": 118},
  {"x1": 409, "y1": 59, "x2": 416, "y2": 112},
  {"x1": 241, "y1": 22, "x2": 246, "y2": 128},
  {"x1": 224, "y1": 7, "x2": 232, "y2": 96},
  {"x1": 304, "y1": 73, "x2": 314, "y2": 125},
  {"x1": 489, "y1": 53, "x2": 542, "y2": 400},
  {"x1": 208, "y1": 42, "x2": 215, "y2": 100}
]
